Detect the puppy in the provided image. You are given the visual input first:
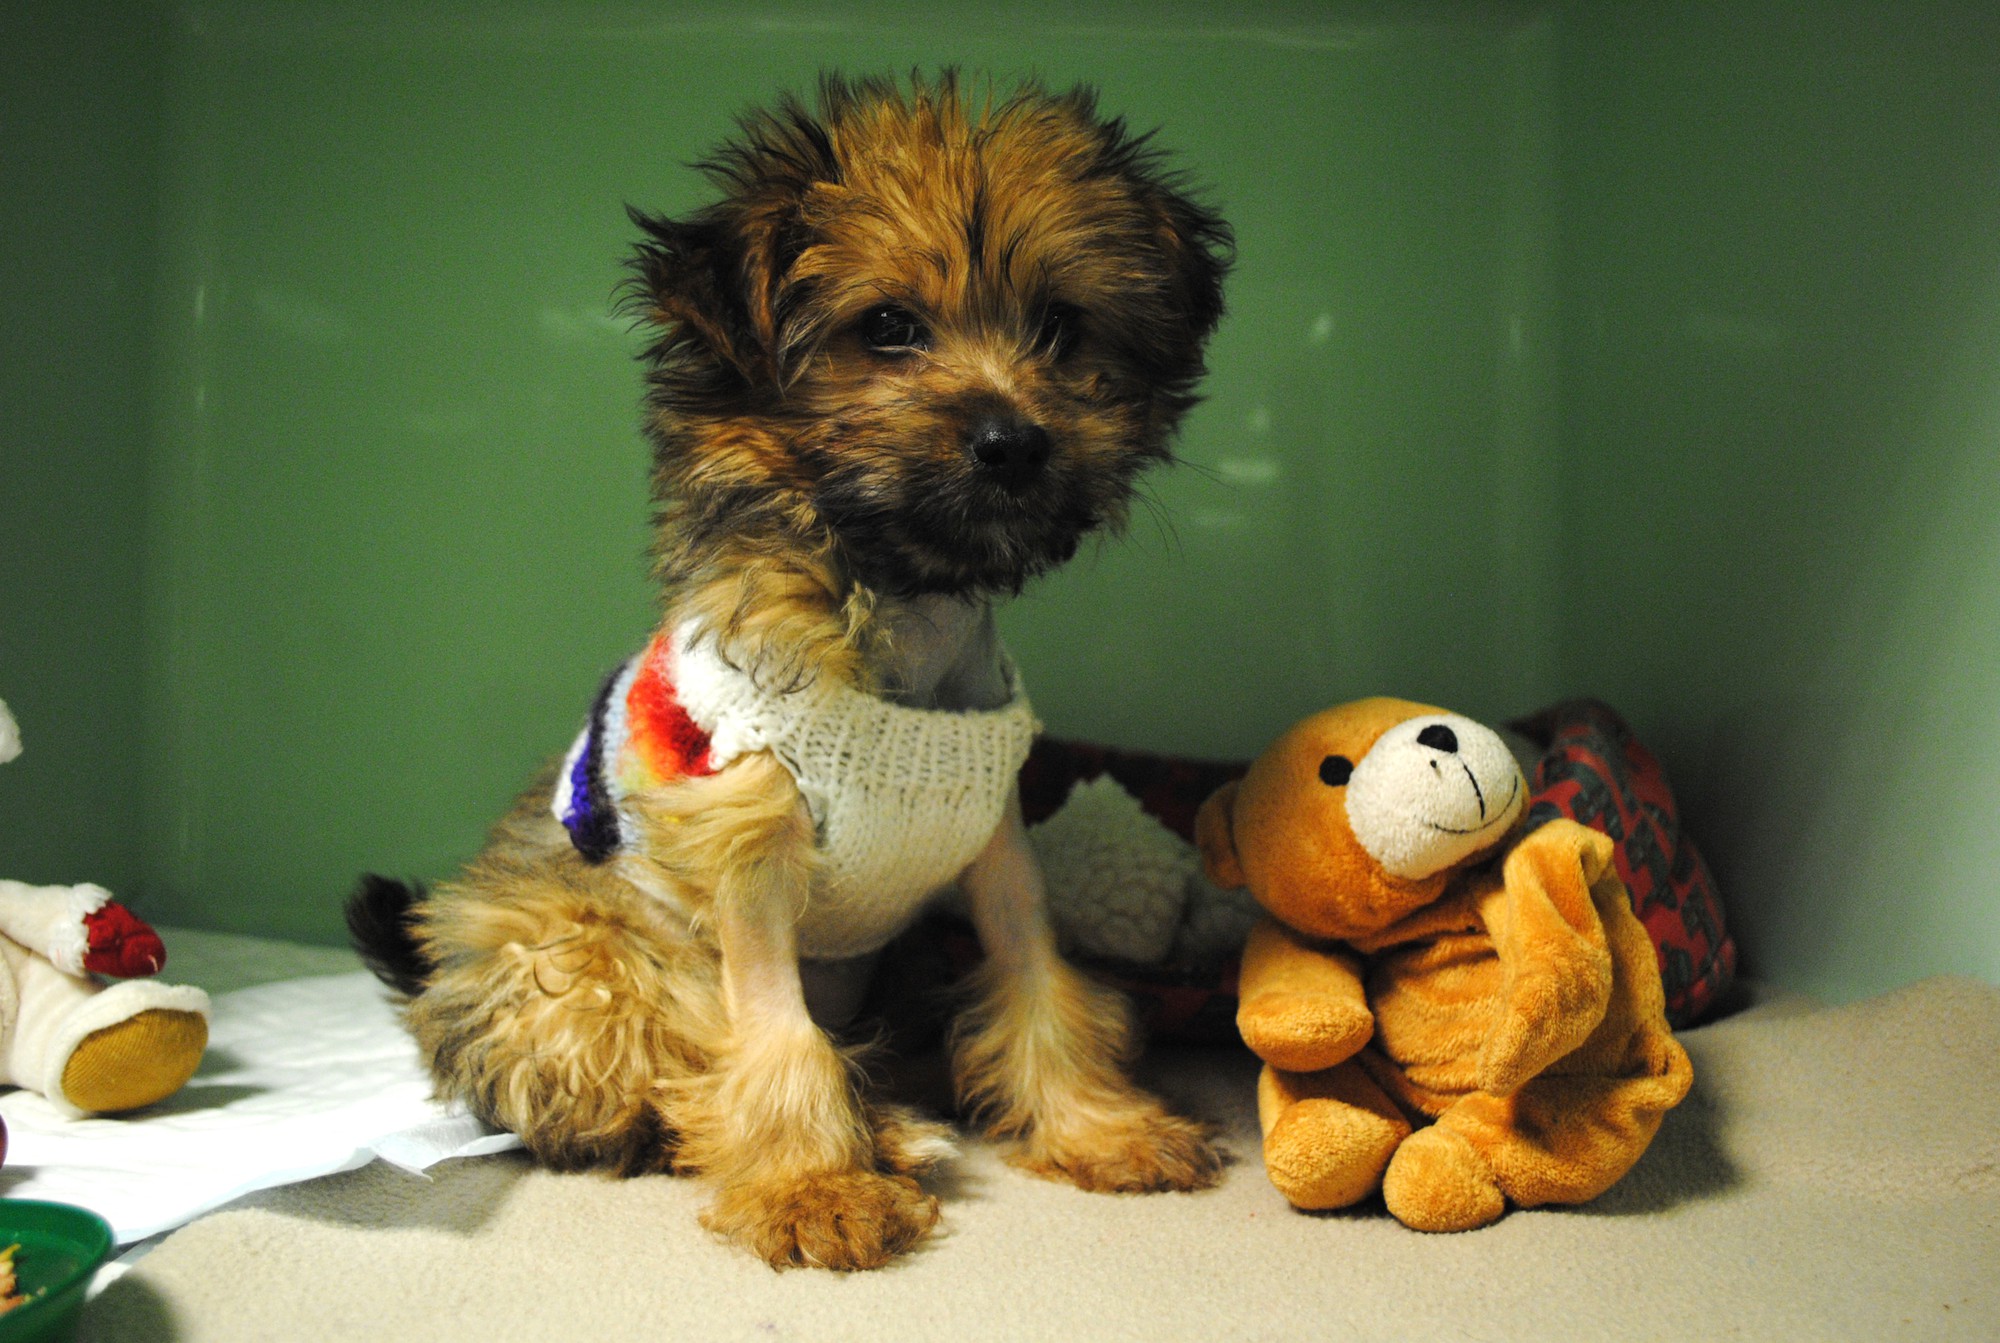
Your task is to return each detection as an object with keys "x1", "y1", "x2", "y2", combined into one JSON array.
[{"x1": 349, "y1": 72, "x2": 1232, "y2": 1271}]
